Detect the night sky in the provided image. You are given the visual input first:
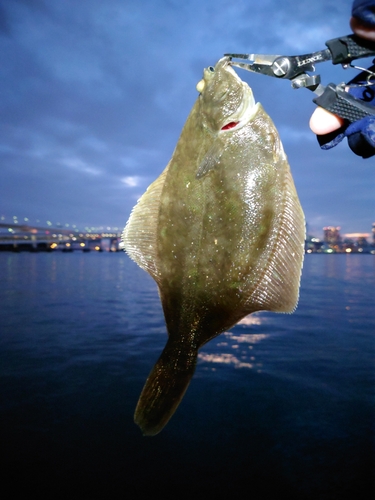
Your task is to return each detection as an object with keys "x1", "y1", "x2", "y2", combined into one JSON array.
[{"x1": 1, "y1": 0, "x2": 373, "y2": 236}]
